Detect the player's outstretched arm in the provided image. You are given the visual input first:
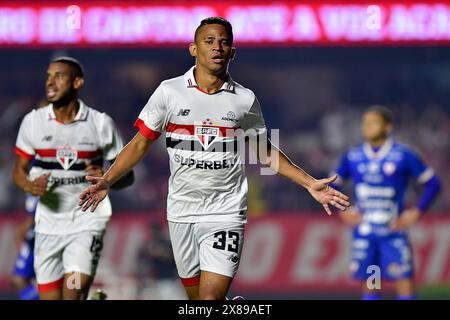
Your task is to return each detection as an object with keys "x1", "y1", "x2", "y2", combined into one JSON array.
[
  {"x1": 249, "y1": 137, "x2": 350, "y2": 215},
  {"x1": 79, "y1": 132, "x2": 154, "y2": 212}
]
